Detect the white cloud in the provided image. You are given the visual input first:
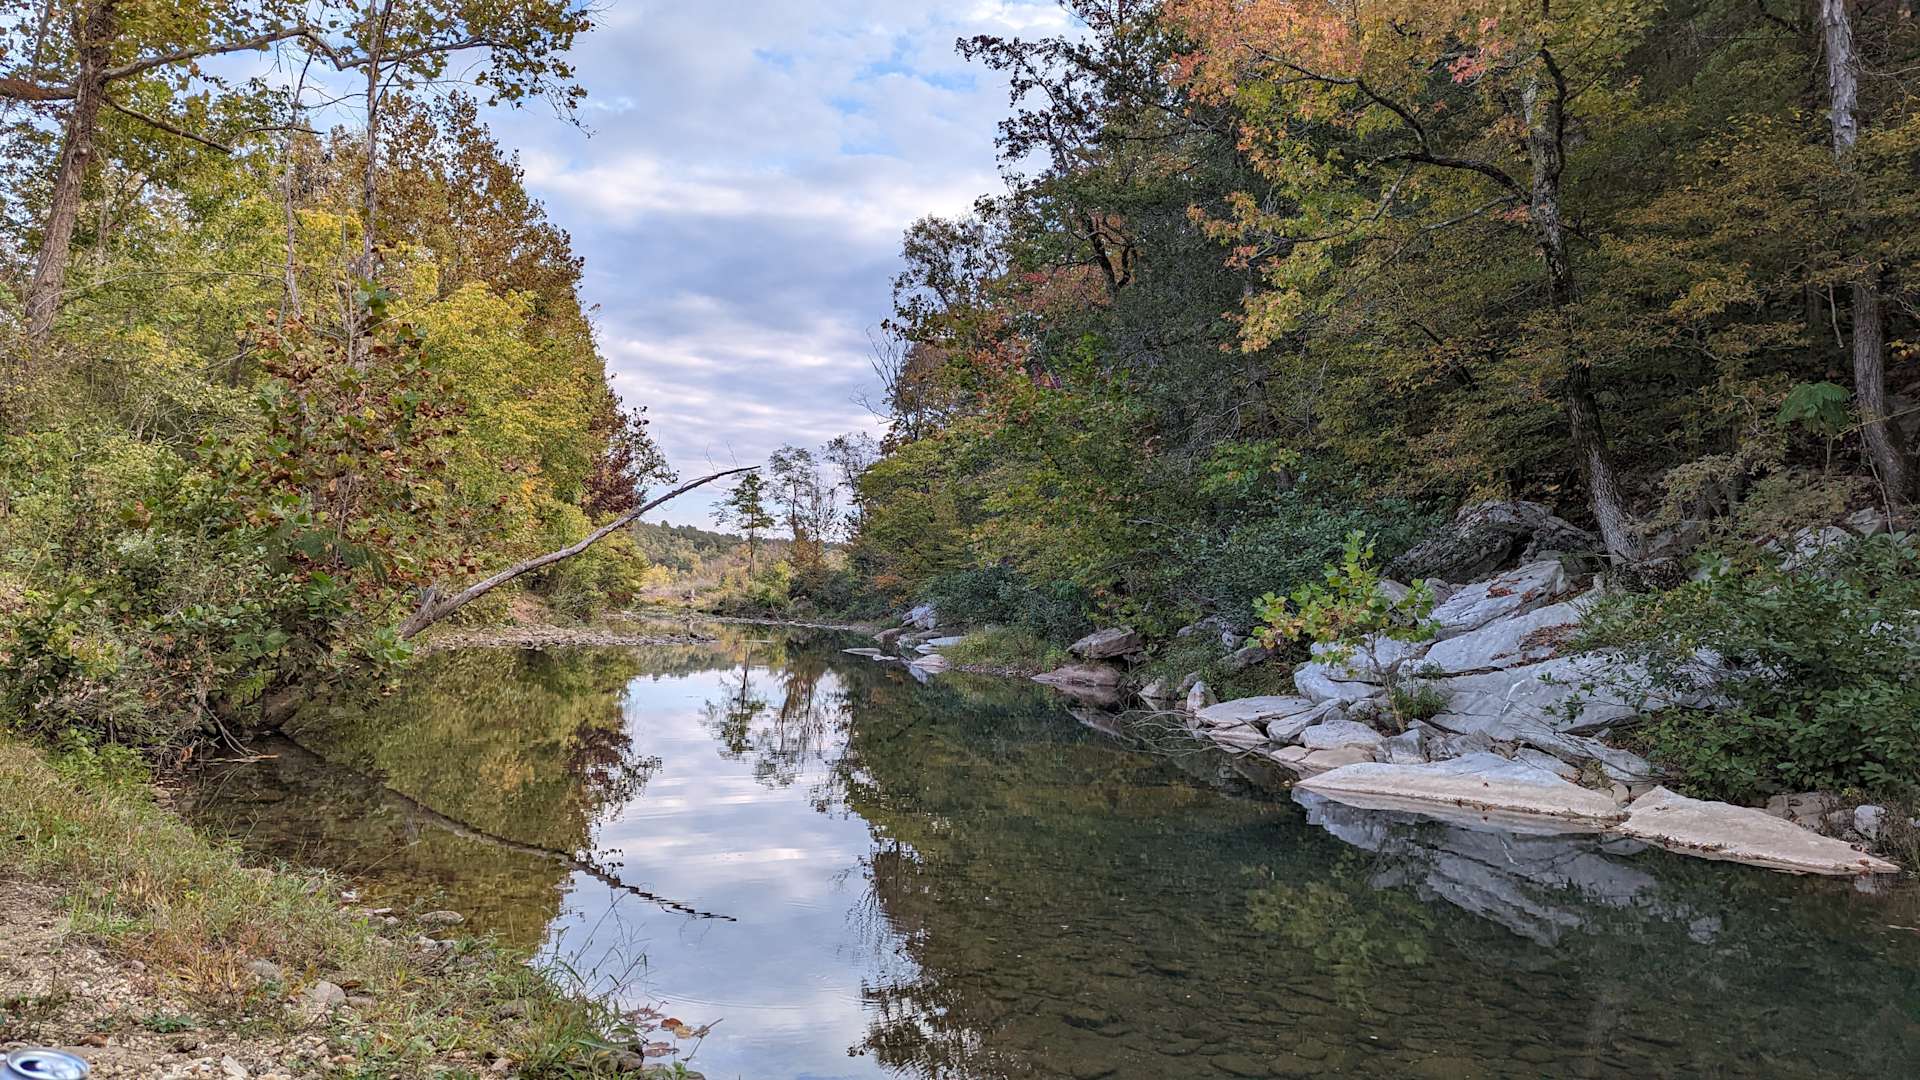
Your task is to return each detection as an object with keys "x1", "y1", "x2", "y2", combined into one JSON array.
[{"x1": 469, "y1": 1, "x2": 1073, "y2": 525}]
